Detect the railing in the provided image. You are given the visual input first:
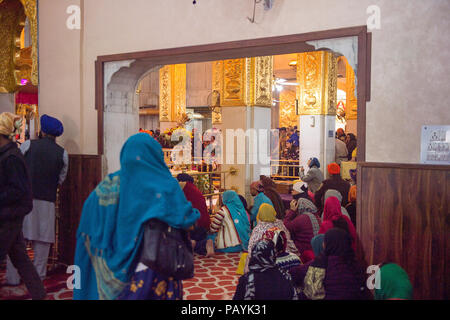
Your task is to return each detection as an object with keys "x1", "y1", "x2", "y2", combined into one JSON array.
[{"x1": 270, "y1": 159, "x2": 300, "y2": 180}]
